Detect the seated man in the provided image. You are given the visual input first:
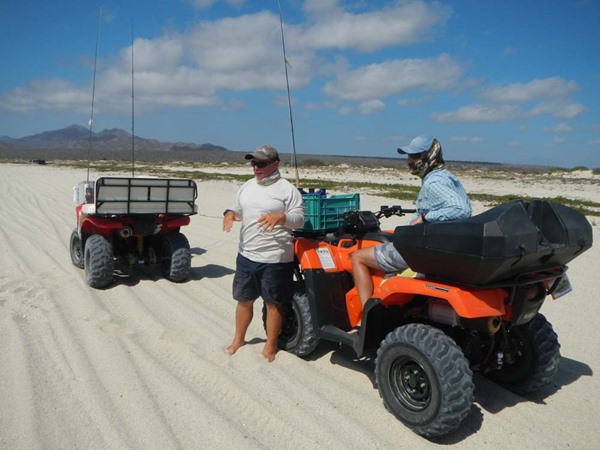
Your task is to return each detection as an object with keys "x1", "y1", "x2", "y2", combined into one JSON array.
[{"x1": 351, "y1": 135, "x2": 471, "y2": 323}]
